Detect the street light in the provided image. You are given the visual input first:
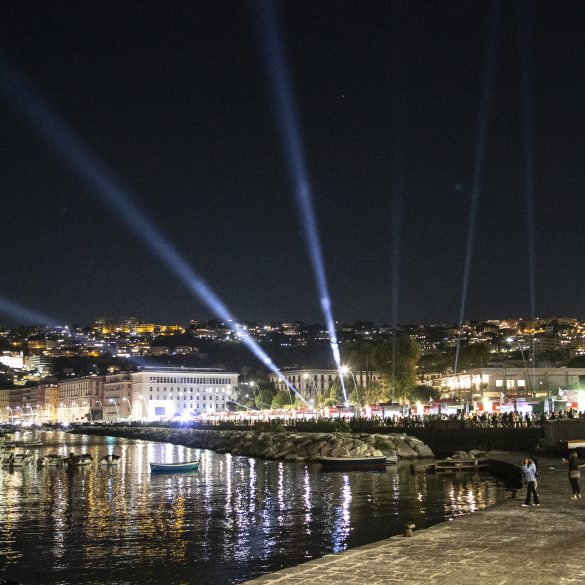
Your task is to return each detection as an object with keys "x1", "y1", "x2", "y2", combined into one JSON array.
[
  {"x1": 109, "y1": 399, "x2": 119, "y2": 421},
  {"x1": 342, "y1": 365, "x2": 361, "y2": 406},
  {"x1": 82, "y1": 401, "x2": 93, "y2": 422},
  {"x1": 303, "y1": 373, "x2": 320, "y2": 402},
  {"x1": 22, "y1": 404, "x2": 33, "y2": 422},
  {"x1": 122, "y1": 397, "x2": 132, "y2": 420},
  {"x1": 137, "y1": 395, "x2": 148, "y2": 421}
]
